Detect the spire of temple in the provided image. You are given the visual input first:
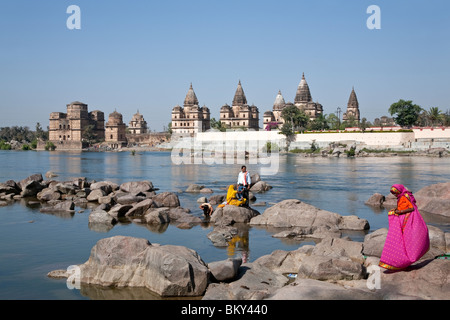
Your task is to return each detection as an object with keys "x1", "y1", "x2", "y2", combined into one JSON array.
[
  {"x1": 347, "y1": 86, "x2": 359, "y2": 108},
  {"x1": 294, "y1": 73, "x2": 312, "y2": 103},
  {"x1": 273, "y1": 90, "x2": 286, "y2": 109},
  {"x1": 232, "y1": 80, "x2": 247, "y2": 106},
  {"x1": 184, "y1": 83, "x2": 199, "y2": 107}
]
